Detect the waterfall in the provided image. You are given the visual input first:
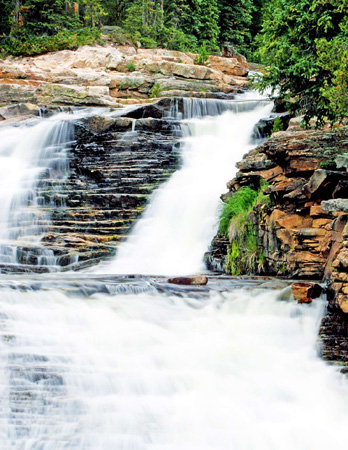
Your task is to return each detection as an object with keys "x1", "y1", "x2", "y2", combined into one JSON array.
[
  {"x1": 1, "y1": 286, "x2": 348, "y2": 449},
  {"x1": 100, "y1": 94, "x2": 273, "y2": 275},
  {"x1": 0, "y1": 117, "x2": 74, "y2": 271},
  {"x1": 1, "y1": 94, "x2": 348, "y2": 450},
  {"x1": 167, "y1": 95, "x2": 271, "y2": 119}
]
